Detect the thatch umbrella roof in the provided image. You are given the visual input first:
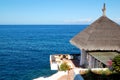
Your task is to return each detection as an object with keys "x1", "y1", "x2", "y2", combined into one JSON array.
[{"x1": 70, "y1": 7, "x2": 120, "y2": 51}]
